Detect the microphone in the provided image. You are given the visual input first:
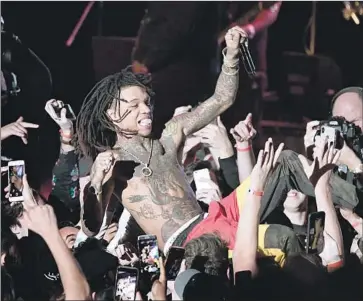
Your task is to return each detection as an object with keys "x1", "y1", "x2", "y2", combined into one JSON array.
[{"x1": 240, "y1": 38, "x2": 256, "y2": 78}]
